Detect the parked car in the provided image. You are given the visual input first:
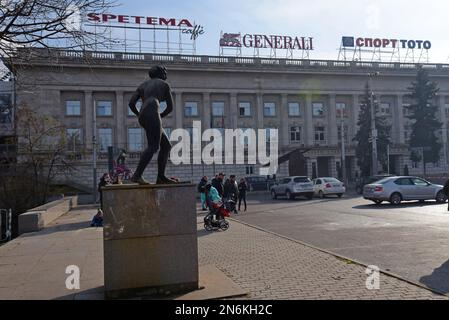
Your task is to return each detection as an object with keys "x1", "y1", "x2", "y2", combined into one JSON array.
[
  {"x1": 270, "y1": 176, "x2": 314, "y2": 200},
  {"x1": 245, "y1": 176, "x2": 270, "y2": 192},
  {"x1": 363, "y1": 176, "x2": 447, "y2": 205},
  {"x1": 313, "y1": 177, "x2": 346, "y2": 198},
  {"x1": 355, "y1": 174, "x2": 393, "y2": 194}
]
